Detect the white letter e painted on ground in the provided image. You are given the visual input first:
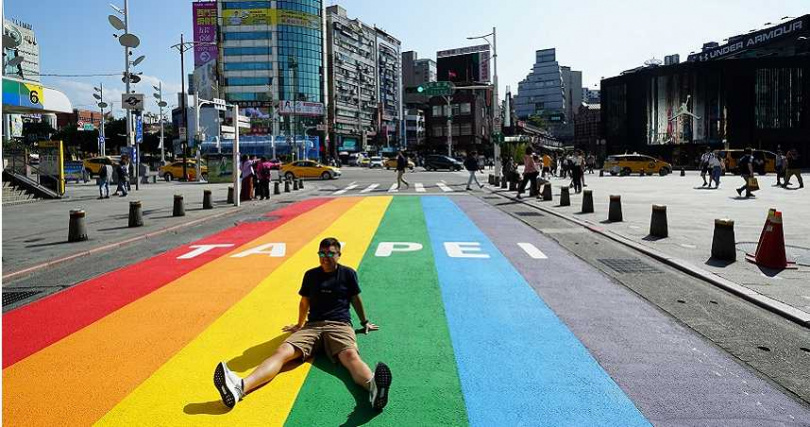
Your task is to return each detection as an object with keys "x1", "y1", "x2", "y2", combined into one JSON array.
[{"x1": 444, "y1": 242, "x2": 490, "y2": 259}]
